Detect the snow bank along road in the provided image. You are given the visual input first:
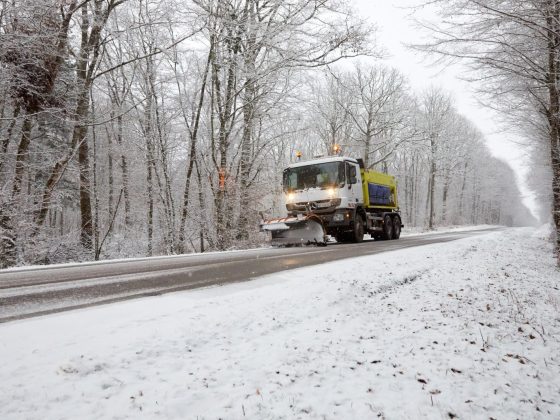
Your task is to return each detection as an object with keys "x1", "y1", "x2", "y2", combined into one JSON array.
[
  {"x1": 0, "y1": 227, "x2": 502, "y2": 322},
  {"x1": 0, "y1": 227, "x2": 558, "y2": 419}
]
